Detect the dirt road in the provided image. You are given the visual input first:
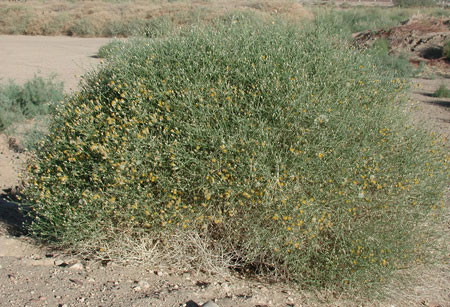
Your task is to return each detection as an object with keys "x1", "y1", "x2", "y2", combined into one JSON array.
[{"x1": 0, "y1": 35, "x2": 111, "y2": 92}]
